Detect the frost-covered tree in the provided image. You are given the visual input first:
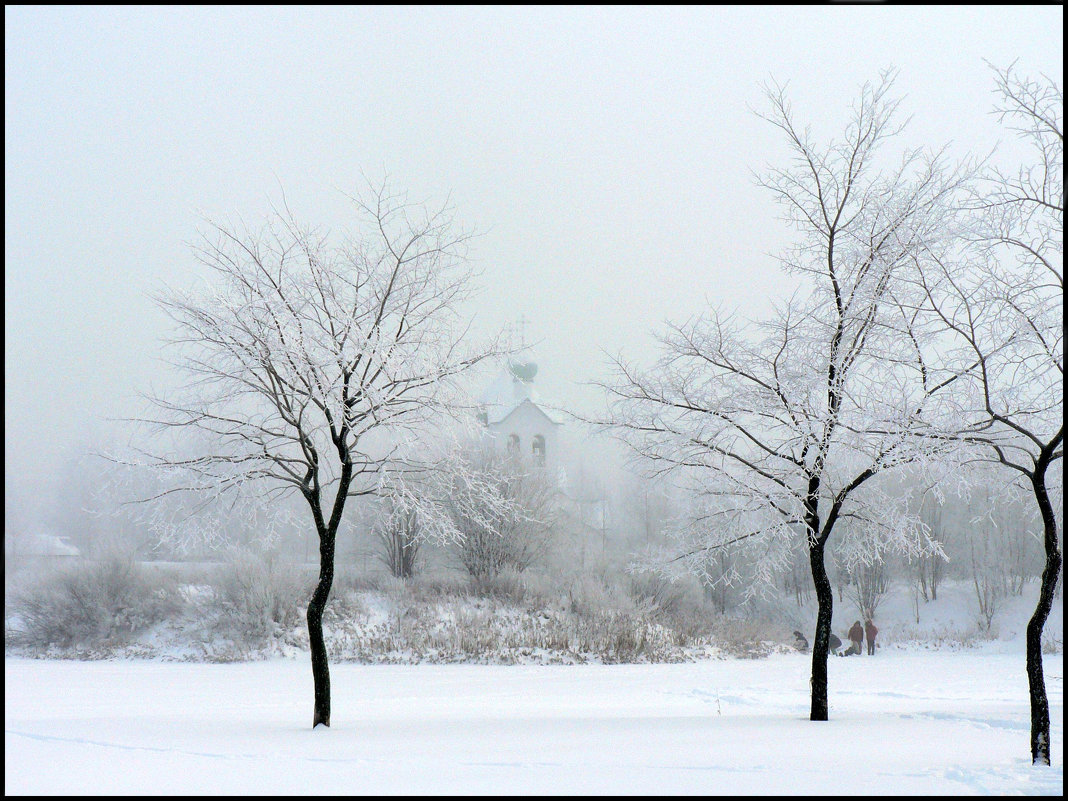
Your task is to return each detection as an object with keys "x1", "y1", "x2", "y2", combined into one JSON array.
[
  {"x1": 602, "y1": 73, "x2": 969, "y2": 721},
  {"x1": 134, "y1": 183, "x2": 499, "y2": 727},
  {"x1": 374, "y1": 497, "x2": 422, "y2": 579},
  {"x1": 445, "y1": 442, "x2": 557, "y2": 585},
  {"x1": 915, "y1": 65, "x2": 1062, "y2": 765},
  {"x1": 914, "y1": 491, "x2": 950, "y2": 603},
  {"x1": 843, "y1": 549, "x2": 891, "y2": 620}
]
